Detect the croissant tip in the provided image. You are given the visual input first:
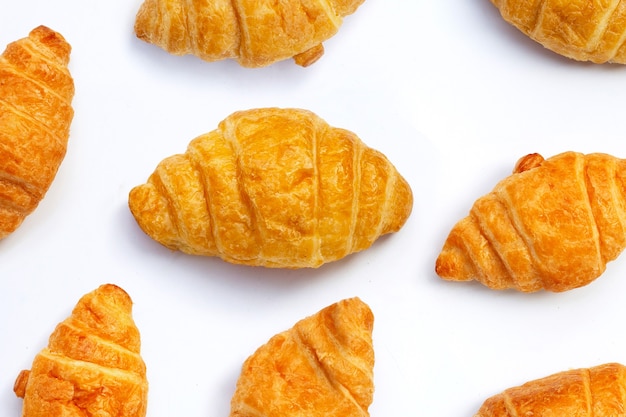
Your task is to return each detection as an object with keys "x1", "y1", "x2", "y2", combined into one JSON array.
[
  {"x1": 435, "y1": 250, "x2": 474, "y2": 282},
  {"x1": 513, "y1": 153, "x2": 544, "y2": 174},
  {"x1": 293, "y1": 44, "x2": 325, "y2": 67},
  {"x1": 95, "y1": 283, "x2": 132, "y2": 301},
  {"x1": 30, "y1": 25, "x2": 70, "y2": 52},
  {"x1": 13, "y1": 369, "x2": 30, "y2": 398}
]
